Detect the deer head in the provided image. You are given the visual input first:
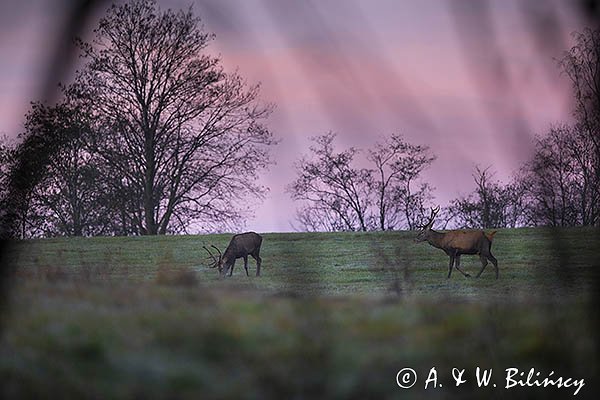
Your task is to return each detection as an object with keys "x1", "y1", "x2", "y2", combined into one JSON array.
[{"x1": 415, "y1": 206, "x2": 440, "y2": 242}]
